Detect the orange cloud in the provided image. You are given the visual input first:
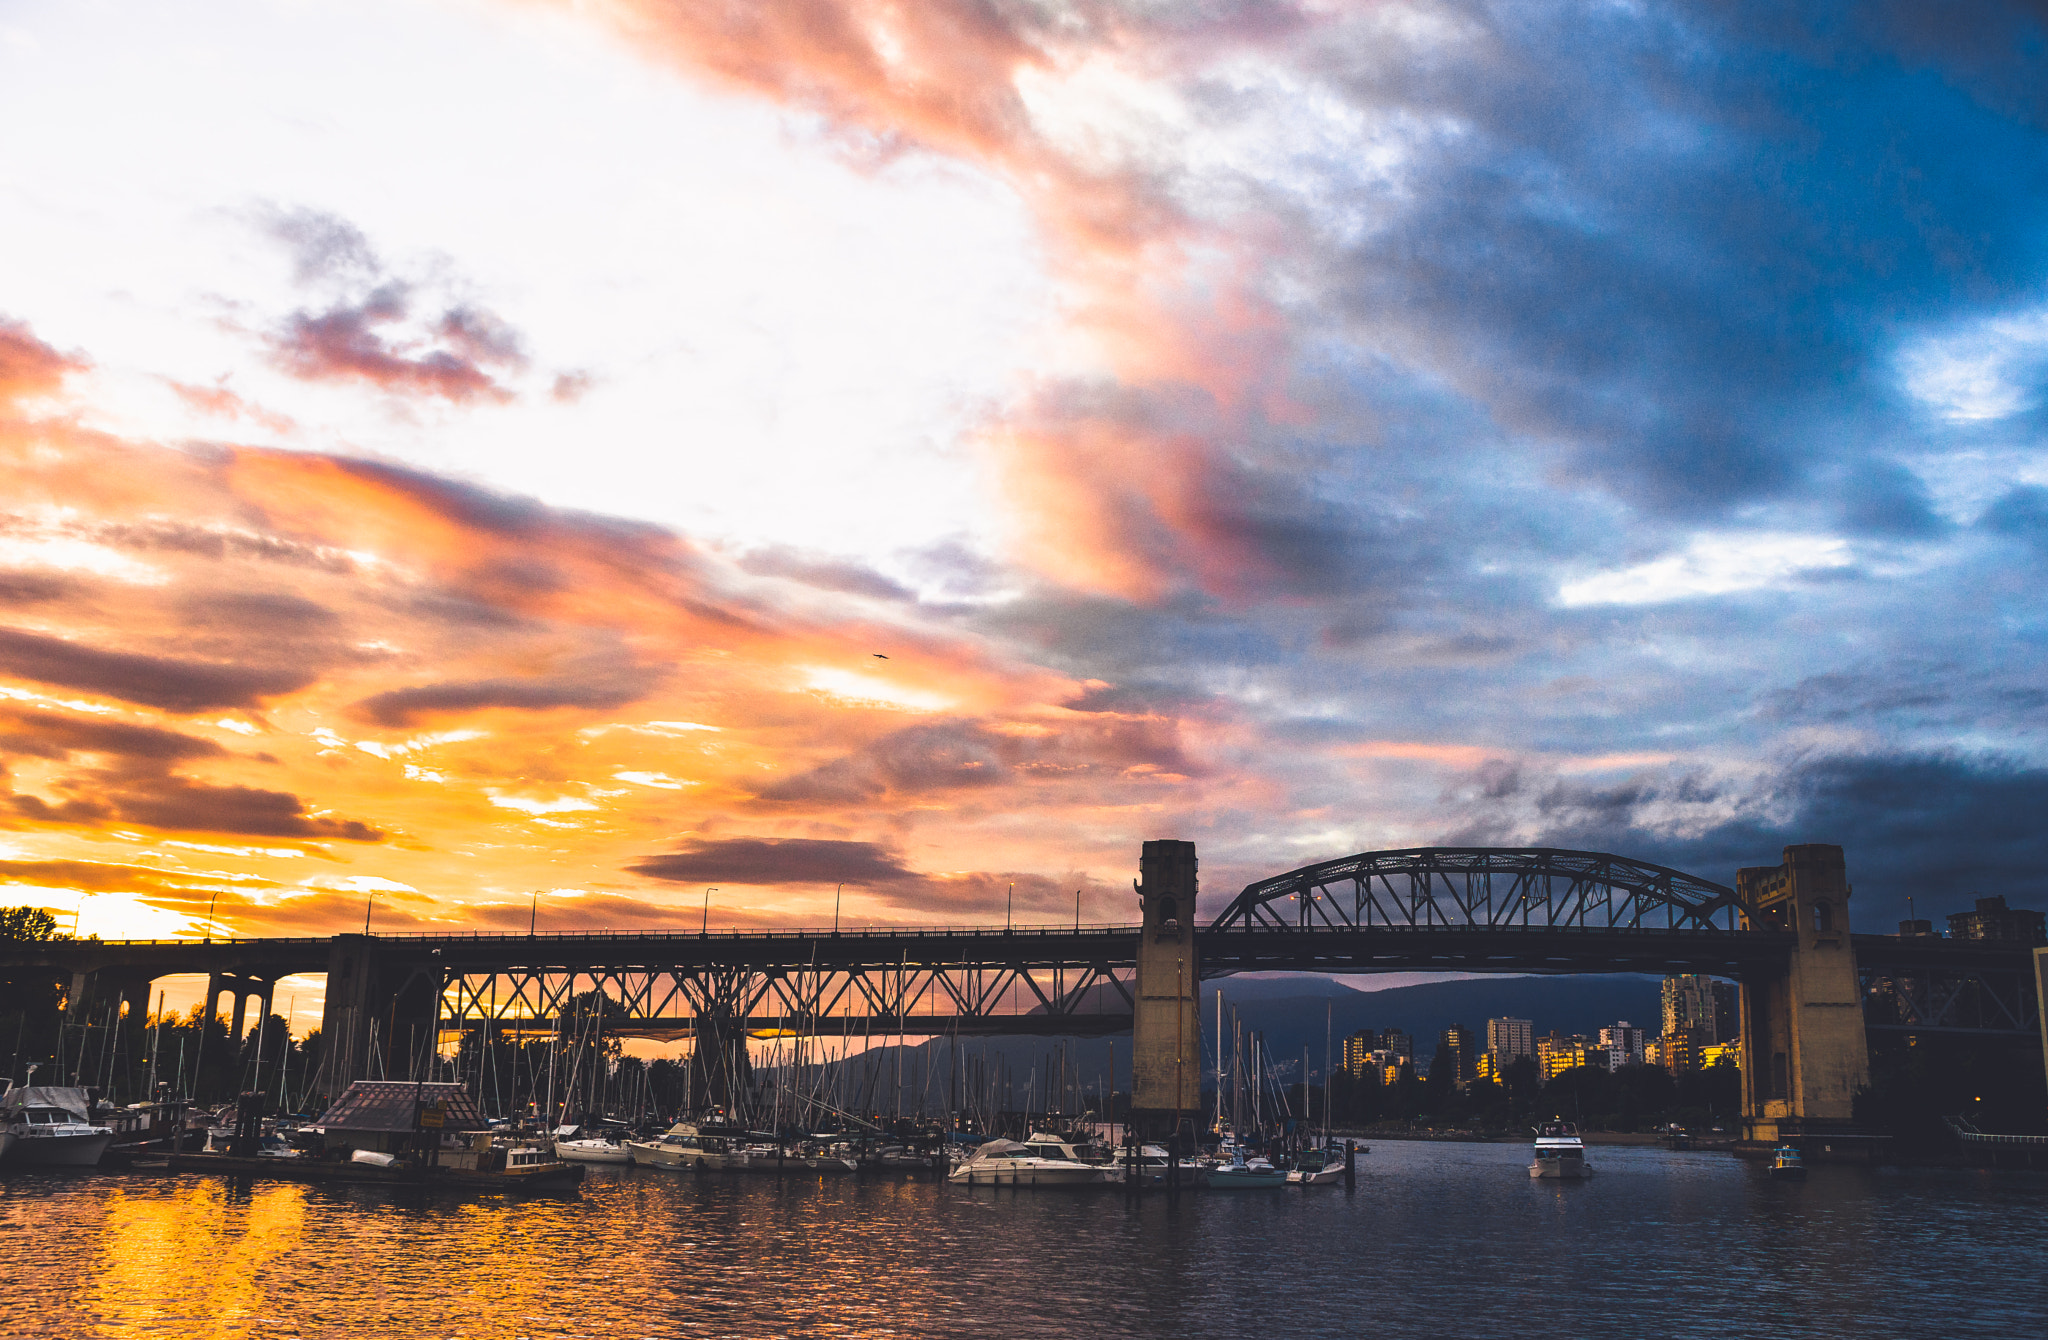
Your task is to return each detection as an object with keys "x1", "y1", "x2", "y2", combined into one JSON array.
[{"x1": 0, "y1": 316, "x2": 1227, "y2": 936}]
